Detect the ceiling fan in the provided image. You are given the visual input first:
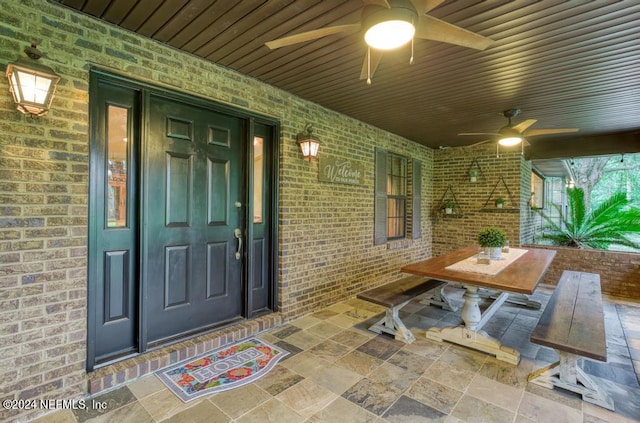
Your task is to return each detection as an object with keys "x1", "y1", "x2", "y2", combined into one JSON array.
[
  {"x1": 265, "y1": 0, "x2": 493, "y2": 83},
  {"x1": 459, "y1": 109, "x2": 580, "y2": 149}
]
